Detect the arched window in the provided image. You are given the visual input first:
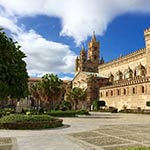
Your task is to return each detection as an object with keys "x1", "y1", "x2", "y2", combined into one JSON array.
[
  {"x1": 124, "y1": 67, "x2": 133, "y2": 79},
  {"x1": 135, "y1": 63, "x2": 146, "y2": 77},
  {"x1": 100, "y1": 92, "x2": 103, "y2": 97},
  {"x1": 123, "y1": 89, "x2": 126, "y2": 95},
  {"x1": 133, "y1": 87, "x2": 135, "y2": 94},
  {"x1": 106, "y1": 91, "x2": 108, "y2": 97},
  {"x1": 116, "y1": 70, "x2": 123, "y2": 81},
  {"x1": 117, "y1": 89, "x2": 120, "y2": 95},
  {"x1": 111, "y1": 90, "x2": 113, "y2": 96},
  {"x1": 109, "y1": 73, "x2": 114, "y2": 82},
  {"x1": 141, "y1": 86, "x2": 145, "y2": 93}
]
